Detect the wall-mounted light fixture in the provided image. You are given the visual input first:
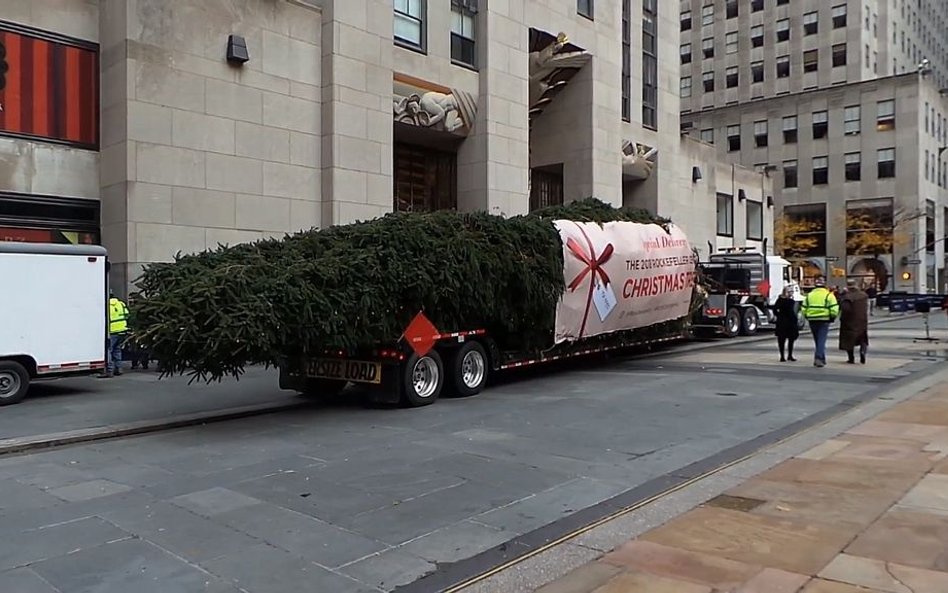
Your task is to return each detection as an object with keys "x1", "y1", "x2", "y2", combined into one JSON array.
[
  {"x1": 766, "y1": 195, "x2": 774, "y2": 208},
  {"x1": 738, "y1": 189, "x2": 747, "y2": 202},
  {"x1": 226, "y1": 35, "x2": 250, "y2": 65},
  {"x1": 692, "y1": 166, "x2": 702, "y2": 183}
]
